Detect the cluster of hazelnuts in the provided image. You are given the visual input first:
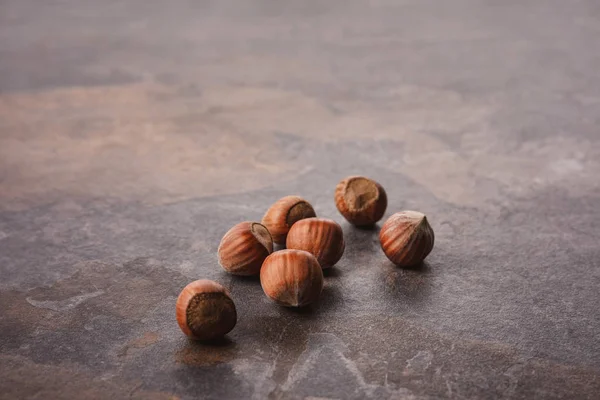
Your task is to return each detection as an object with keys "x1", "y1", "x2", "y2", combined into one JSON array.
[{"x1": 176, "y1": 176, "x2": 435, "y2": 340}]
